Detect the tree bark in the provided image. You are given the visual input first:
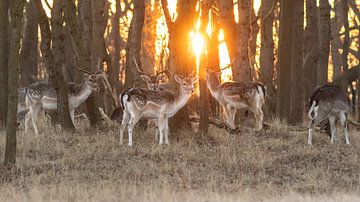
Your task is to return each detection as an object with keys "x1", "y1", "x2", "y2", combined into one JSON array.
[
  {"x1": 20, "y1": 1, "x2": 38, "y2": 87},
  {"x1": 161, "y1": 0, "x2": 197, "y2": 132},
  {"x1": 276, "y1": 0, "x2": 294, "y2": 122},
  {"x1": 289, "y1": 0, "x2": 304, "y2": 125},
  {"x1": 124, "y1": 0, "x2": 145, "y2": 88},
  {"x1": 0, "y1": 0, "x2": 9, "y2": 126},
  {"x1": 198, "y1": 0, "x2": 212, "y2": 135},
  {"x1": 218, "y1": 0, "x2": 237, "y2": 63},
  {"x1": 330, "y1": 0, "x2": 343, "y2": 79},
  {"x1": 4, "y1": 0, "x2": 25, "y2": 165},
  {"x1": 34, "y1": 0, "x2": 75, "y2": 131},
  {"x1": 259, "y1": 0, "x2": 275, "y2": 115},
  {"x1": 249, "y1": 1, "x2": 259, "y2": 72},
  {"x1": 233, "y1": 0, "x2": 252, "y2": 82},
  {"x1": 317, "y1": 0, "x2": 331, "y2": 85},
  {"x1": 303, "y1": 0, "x2": 319, "y2": 100},
  {"x1": 342, "y1": 0, "x2": 349, "y2": 72}
]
